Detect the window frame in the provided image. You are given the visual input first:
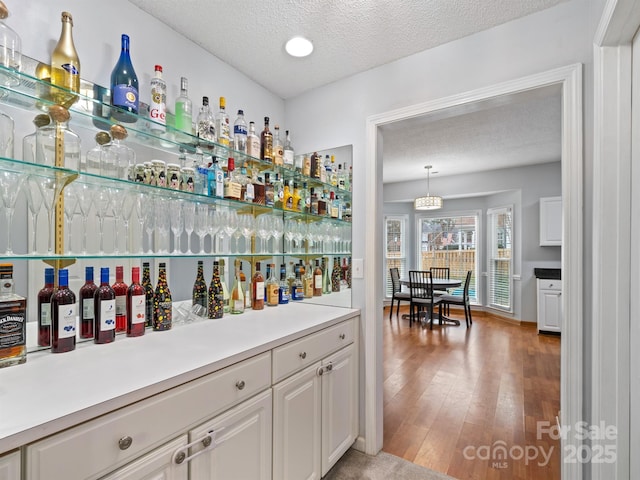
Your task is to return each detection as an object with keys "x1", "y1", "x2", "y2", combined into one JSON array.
[
  {"x1": 383, "y1": 214, "x2": 408, "y2": 299},
  {"x1": 486, "y1": 205, "x2": 514, "y2": 313}
]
